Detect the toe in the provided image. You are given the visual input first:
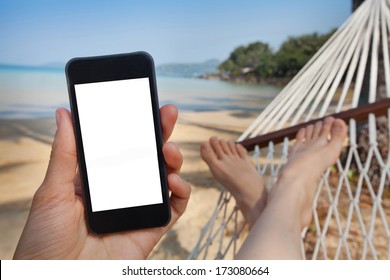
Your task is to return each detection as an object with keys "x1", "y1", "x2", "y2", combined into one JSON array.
[
  {"x1": 210, "y1": 137, "x2": 225, "y2": 159},
  {"x1": 319, "y1": 117, "x2": 335, "y2": 139},
  {"x1": 236, "y1": 143, "x2": 248, "y2": 158},
  {"x1": 330, "y1": 119, "x2": 347, "y2": 145},
  {"x1": 296, "y1": 127, "x2": 306, "y2": 144},
  {"x1": 200, "y1": 139, "x2": 218, "y2": 164},
  {"x1": 305, "y1": 124, "x2": 314, "y2": 141},
  {"x1": 320, "y1": 118, "x2": 347, "y2": 167},
  {"x1": 228, "y1": 141, "x2": 238, "y2": 156},
  {"x1": 219, "y1": 139, "x2": 231, "y2": 155},
  {"x1": 312, "y1": 120, "x2": 323, "y2": 138}
]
